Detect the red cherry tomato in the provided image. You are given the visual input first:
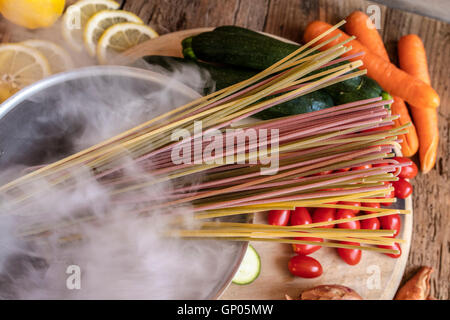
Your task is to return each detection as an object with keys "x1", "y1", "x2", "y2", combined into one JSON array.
[
  {"x1": 335, "y1": 209, "x2": 360, "y2": 229},
  {"x1": 288, "y1": 255, "x2": 323, "y2": 278},
  {"x1": 393, "y1": 178, "x2": 413, "y2": 199},
  {"x1": 352, "y1": 164, "x2": 372, "y2": 171},
  {"x1": 379, "y1": 214, "x2": 401, "y2": 237},
  {"x1": 289, "y1": 207, "x2": 311, "y2": 226},
  {"x1": 378, "y1": 242, "x2": 402, "y2": 258},
  {"x1": 338, "y1": 201, "x2": 361, "y2": 214},
  {"x1": 268, "y1": 210, "x2": 291, "y2": 226},
  {"x1": 292, "y1": 237, "x2": 323, "y2": 255},
  {"x1": 360, "y1": 217, "x2": 380, "y2": 230},
  {"x1": 361, "y1": 202, "x2": 380, "y2": 213},
  {"x1": 290, "y1": 208, "x2": 322, "y2": 255},
  {"x1": 393, "y1": 157, "x2": 418, "y2": 179},
  {"x1": 312, "y1": 208, "x2": 336, "y2": 228},
  {"x1": 337, "y1": 242, "x2": 362, "y2": 265}
]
